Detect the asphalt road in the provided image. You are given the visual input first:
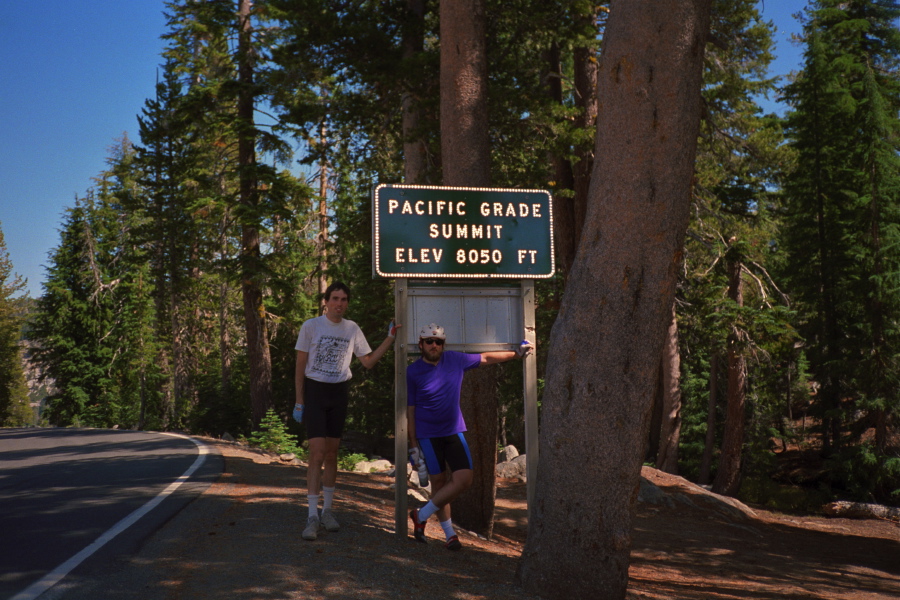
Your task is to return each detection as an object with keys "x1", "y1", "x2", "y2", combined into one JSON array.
[{"x1": 0, "y1": 428, "x2": 222, "y2": 600}]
